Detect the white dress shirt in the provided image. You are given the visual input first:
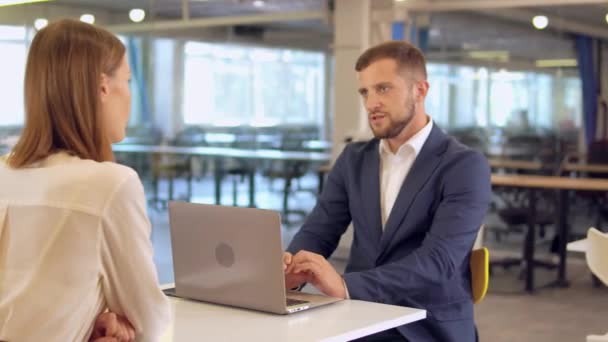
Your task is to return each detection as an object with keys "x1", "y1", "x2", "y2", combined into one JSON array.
[
  {"x1": 379, "y1": 117, "x2": 433, "y2": 227},
  {"x1": 0, "y1": 152, "x2": 170, "y2": 342}
]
